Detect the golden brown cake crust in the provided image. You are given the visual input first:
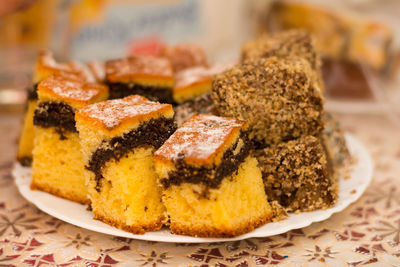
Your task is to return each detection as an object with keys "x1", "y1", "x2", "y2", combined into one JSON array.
[
  {"x1": 105, "y1": 56, "x2": 174, "y2": 83},
  {"x1": 174, "y1": 66, "x2": 211, "y2": 91},
  {"x1": 38, "y1": 75, "x2": 108, "y2": 106},
  {"x1": 93, "y1": 214, "x2": 164, "y2": 235},
  {"x1": 169, "y1": 212, "x2": 273, "y2": 238},
  {"x1": 34, "y1": 50, "x2": 88, "y2": 83},
  {"x1": 30, "y1": 181, "x2": 89, "y2": 205},
  {"x1": 154, "y1": 114, "x2": 248, "y2": 166},
  {"x1": 75, "y1": 95, "x2": 174, "y2": 132}
]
